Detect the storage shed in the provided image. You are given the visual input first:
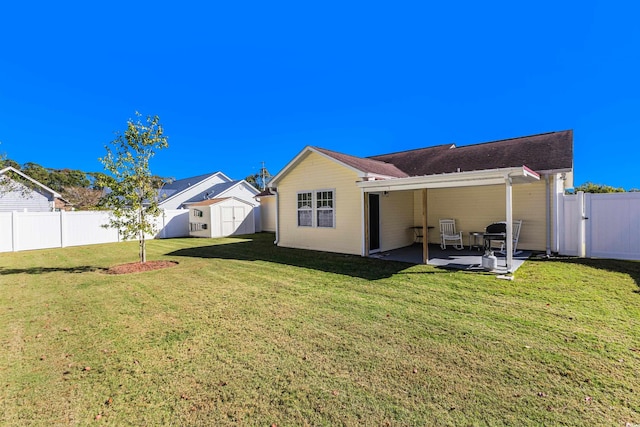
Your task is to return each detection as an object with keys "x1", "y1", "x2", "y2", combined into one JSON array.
[{"x1": 188, "y1": 197, "x2": 255, "y2": 238}]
